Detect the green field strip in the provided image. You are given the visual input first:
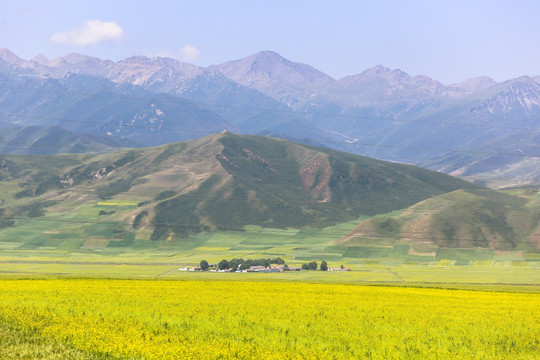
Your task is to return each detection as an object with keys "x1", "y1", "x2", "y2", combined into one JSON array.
[
  {"x1": 294, "y1": 254, "x2": 344, "y2": 261},
  {"x1": 493, "y1": 251, "x2": 526, "y2": 261},
  {"x1": 344, "y1": 246, "x2": 392, "y2": 258},
  {"x1": 323, "y1": 245, "x2": 349, "y2": 255},
  {"x1": 473, "y1": 249, "x2": 495, "y2": 260},
  {"x1": 229, "y1": 245, "x2": 274, "y2": 251},
  {"x1": 406, "y1": 255, "x2": 436, "y2": 262},
  {"x1": 0, "y1": 242, "x2": 22, "y2": 249},
  {"x1": 511, "y1": 261, "x2": 528, "y2": 267},
  {"x1": 388, "y1": 244, "x2": 410, "y2": 257},
  {"x1": 379, "y1": 259, "x2": 406, "y2": 266},
  {"x1": 436, "y1": 249, "x2": 476, "y2": 261},
  {"x1": 525, "y1": 252, "x2": 540, "y2": 260},
  {"x1": 473, "y1": 260, "x2": 493, "y2": 267}
]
